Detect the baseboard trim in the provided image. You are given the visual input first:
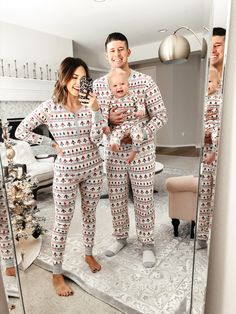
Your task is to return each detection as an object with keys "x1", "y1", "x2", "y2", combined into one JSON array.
[{"x1": 156, "y1": 144, "x2": 198, "y2": 148}]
